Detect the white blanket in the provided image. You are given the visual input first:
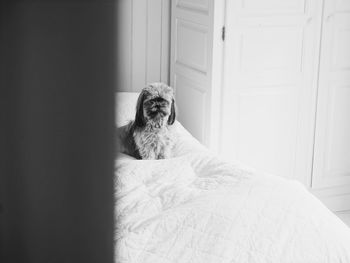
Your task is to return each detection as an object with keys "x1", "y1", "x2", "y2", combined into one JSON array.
[{"x1": 115, "y1": 122, "x2": 350, "y2": 263}]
